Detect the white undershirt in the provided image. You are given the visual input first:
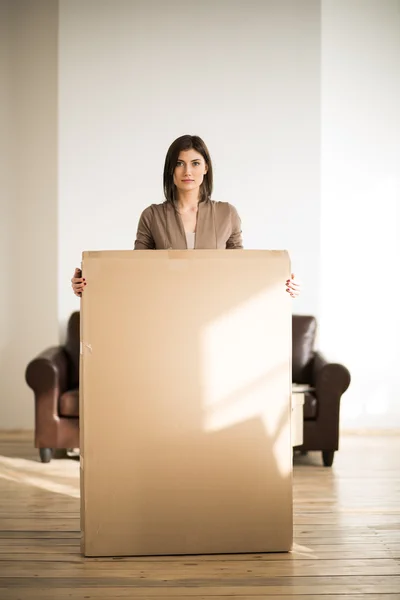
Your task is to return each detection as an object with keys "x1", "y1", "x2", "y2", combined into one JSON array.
[{"x1": 185, "y1": 232, "x2": 195, "y2": 249}]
